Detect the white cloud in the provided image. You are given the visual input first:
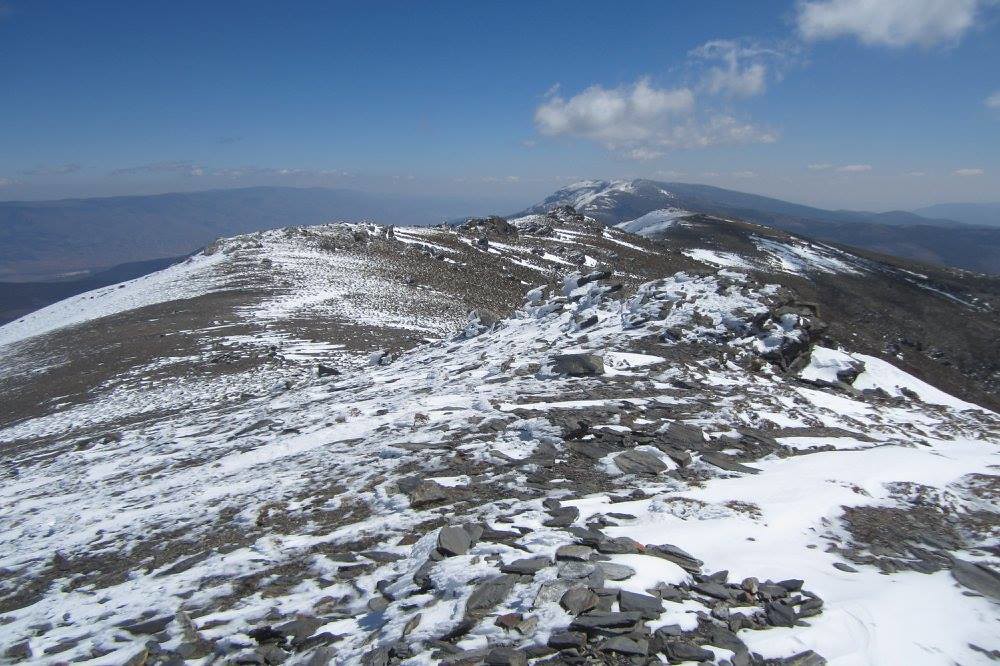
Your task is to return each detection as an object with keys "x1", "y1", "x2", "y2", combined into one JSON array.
[
  {"x1": 534, "y1": 78, "x2": 776, "y2": 159},
  {"x1": 807, "y1": 163, "x2": 834, "y2": 171},
  {"x1": 836, "y1": 164, "x2": 873, "y2": 172},
  {"x1": 732, "y1": 170, "x2": 758, "y2": 178},
  {"x1": 691, "y1": 40, "x2": 774, "y2": 97},
  {"x1": 986, "y1": 91, "x2": 1000, "y2": 109},
  {"x1": 796, "y1": 0, "x2": 987, "y2": 48},
  {"x1": 0, "y1": 177, "x2": 12, "y2": 187},
  {"x1": 535, "y1": 78, "x2": 694, "y2": 144},
  {"x1": 954, "y1": 167, "x2": 984, "y2": 176}
]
